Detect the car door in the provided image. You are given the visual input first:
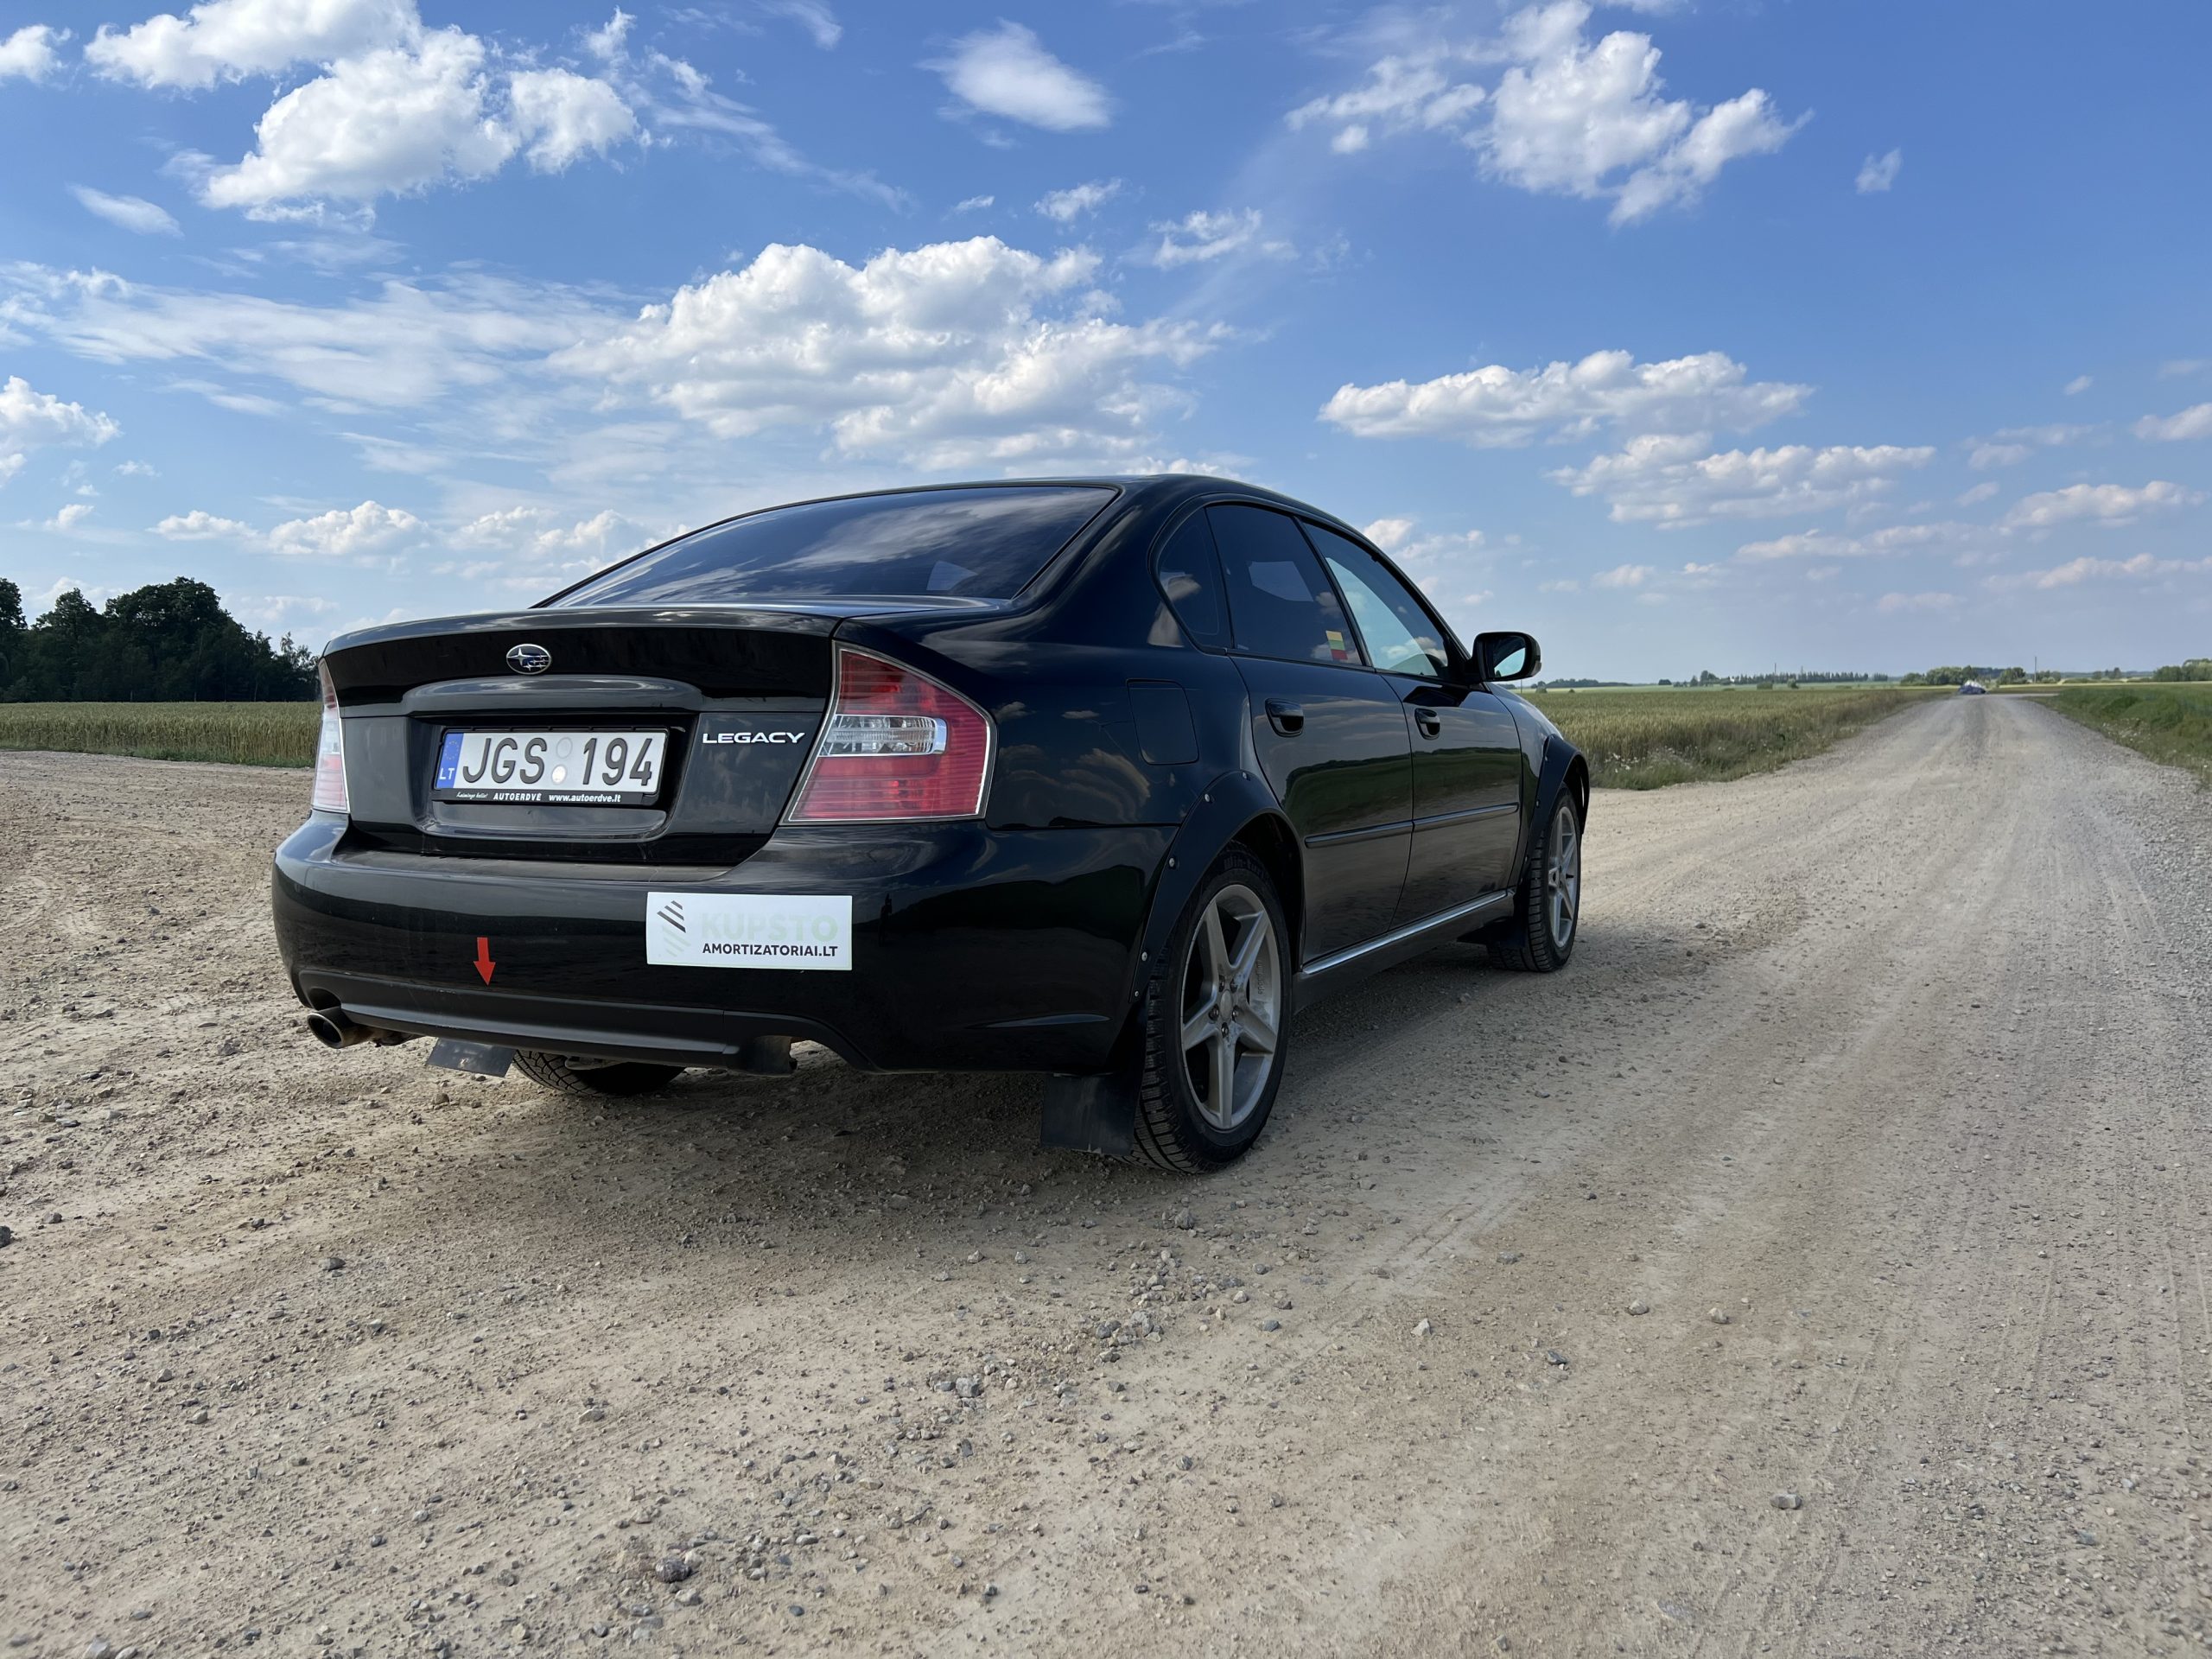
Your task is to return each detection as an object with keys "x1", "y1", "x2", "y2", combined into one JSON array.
[
  {"x1": 1204, "y1": 503, "x2": 1413, "y2": 962},
  {"x1": 1301, "y1": 522, "x2": 1523, "y2": 924}
]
